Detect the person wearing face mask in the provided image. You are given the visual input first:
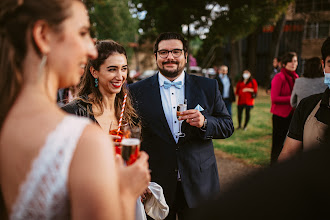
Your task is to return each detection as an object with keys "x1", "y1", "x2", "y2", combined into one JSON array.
[
  {"x1": 235, "y1": 70, "x2": 258, "y2": 130},
  {"x1": 278, "y1": 37, "x2": 330, "y2": 162}
]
